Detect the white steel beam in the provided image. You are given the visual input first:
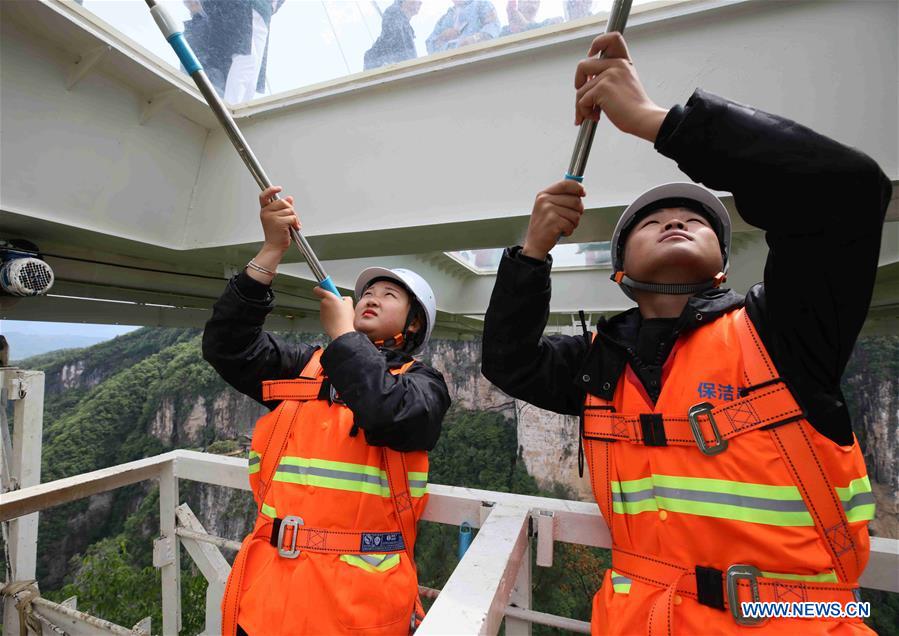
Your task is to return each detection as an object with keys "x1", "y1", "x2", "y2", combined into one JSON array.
[{"x1": 184, "y1": 1, "x2": 898, "y2": 251}]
